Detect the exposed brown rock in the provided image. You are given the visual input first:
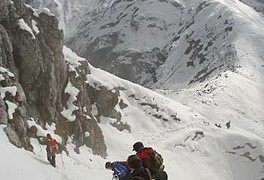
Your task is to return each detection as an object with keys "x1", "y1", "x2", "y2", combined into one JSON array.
[{"x1": 0, "y1": 0, "x2": 108, "y2": 157}]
